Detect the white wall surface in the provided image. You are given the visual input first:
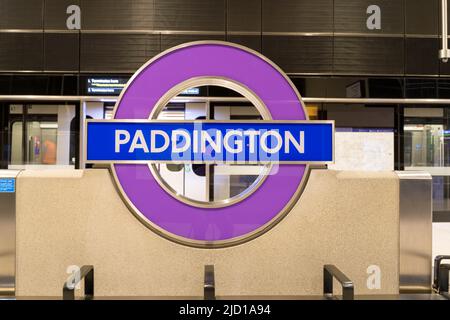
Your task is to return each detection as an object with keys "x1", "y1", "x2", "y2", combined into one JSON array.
[
  {"x1": 329, "y1": 132, "x2": 394, "y2": 171},
  {"x1": 433, "y1": 223, "x2": 450, "y2": 262}
]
